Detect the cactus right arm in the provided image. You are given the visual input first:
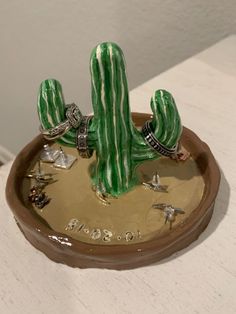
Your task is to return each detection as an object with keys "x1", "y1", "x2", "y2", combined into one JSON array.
[{"x1": 132, "y1": 89, "x2": 182, "y2": 163}]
